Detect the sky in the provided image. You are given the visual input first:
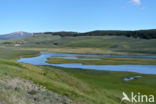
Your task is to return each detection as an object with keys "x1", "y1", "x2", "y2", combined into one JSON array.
[{"x1": 0, "y1": 0, "x2": 156, "y2": 34}]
